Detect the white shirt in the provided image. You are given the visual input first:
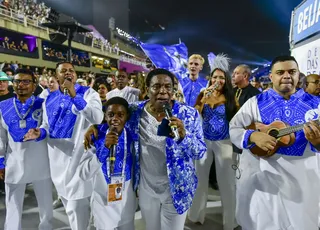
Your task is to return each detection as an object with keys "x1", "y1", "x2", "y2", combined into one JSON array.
[
  {"x1": 106, "y1": 86, "x2": 140, "y2": 103},
  {"x1": 139, "y1": 107, "x2": 170, "y2": 199}
]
